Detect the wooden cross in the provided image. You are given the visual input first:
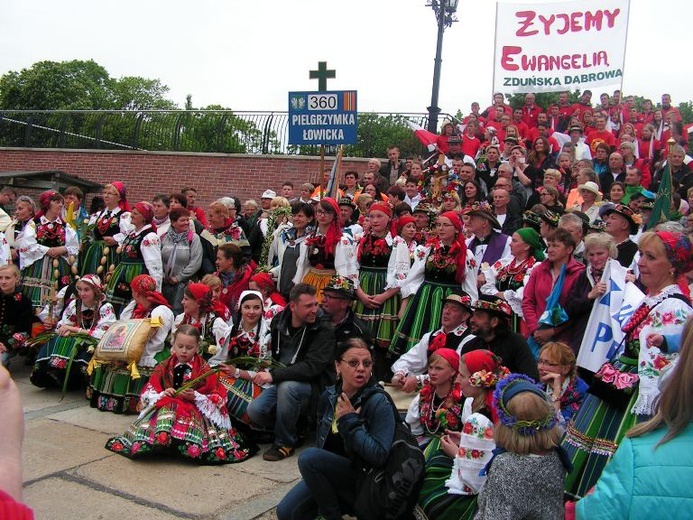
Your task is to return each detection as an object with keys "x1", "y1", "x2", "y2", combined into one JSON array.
[{"x1": 309, "y1": 61, "x2": 336, "y2": 91}]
